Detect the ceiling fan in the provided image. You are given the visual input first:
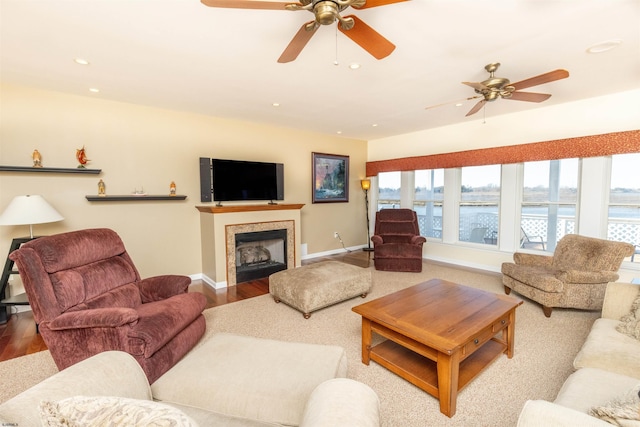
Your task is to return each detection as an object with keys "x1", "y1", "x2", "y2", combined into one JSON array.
[
  {"x1": 200, "y1": 0, "x2": 408, "y2": 63},
  {"x1": 426, "y1": 63, "x2": 569, "y2": 116}
]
